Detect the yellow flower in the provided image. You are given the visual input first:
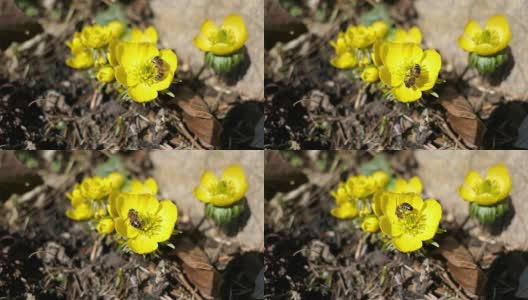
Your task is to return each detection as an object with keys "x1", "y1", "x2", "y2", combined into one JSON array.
[
  {"x1": 458, "y1": 164, "x2": 511, "y2": 206},
  {"x1": 330, "y1": 32, "x2": 357, "y2": 69},
  {"x1": 66, "y1": 32, "x2": 94, "y2": 69},
  {"x1": 113, "y1": 193, "x2": 178, "y2": 254},
  {"x1": 379, "y1": 42, "x2": 441, "y2": 103},
  {"x1": 130, "y1": 177, "x2": 158, "y2": 195},
  {"x1": 105, "y1": 172, "x2": 125, "y2": 190},
  {"x1": 96, "y1": 217, "x2": 115, "y2": 234},
  {"x1": 361, "y1": 66, "x2": 379, "y2": 83},
  {"x1": 105, "y1": 20, "x2": 125, "y2": 39},
  {"x1": 378, "y1": 192, "x2": 442, "y2": 253},
  {"x1": 369, "y1": 20, "x2": 389, "y2": 39},
  {"x1": 114, "y1": 42, "x2": 178, "y2": 102},
  {"x1": 345, "y1": 171, "x2": 388, "y2": 199},
  {"x1": 394, "y1": 176, "x2": 423, "y2": 194},
  {"x1": 193, "y1": 14, "x2": 248, "y2": 56},
  {"x1": 66, "y1": 203, "x2": 94, "y2": 221},
  {"x1": 361, "y1": 216, "x2": 380, "y2": 233},
  {"x1": 193, "y1": 164, "x2": 248, "y2": 207},
  {"x1": 80, "y1": 24, "x2": 111, "y2": 49},
  {"x1": 393, "y1": 26, "x2": 422, "y2": 44},
  {"x1": 96, "y1": 66, "x2": 115, "y2": 83},
  {"x1": 345, "y1": 25, "x2": 376, "y2": 49},
  {"x1": 457, "y1": 14, "x2": 511, "y2": 56},
  {"x1": 331, "y1": 201, "x2": 358, "y2": 219},
  {"x1": 80, "y1": 176, "x2": 109, "y2": 200},
  {"x1": 130, "y1": 26, "x2": 158, "y2": 44}
]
